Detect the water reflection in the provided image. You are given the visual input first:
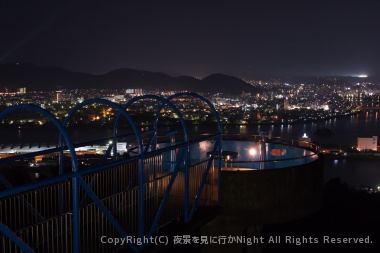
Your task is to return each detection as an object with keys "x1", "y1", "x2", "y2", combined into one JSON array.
[
  {"x1": 2, "y1": 110, "x2": 380, "y2": 147},
  {"x1": 325, "y1": 157, "x2": 380, "y2": 187}
]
